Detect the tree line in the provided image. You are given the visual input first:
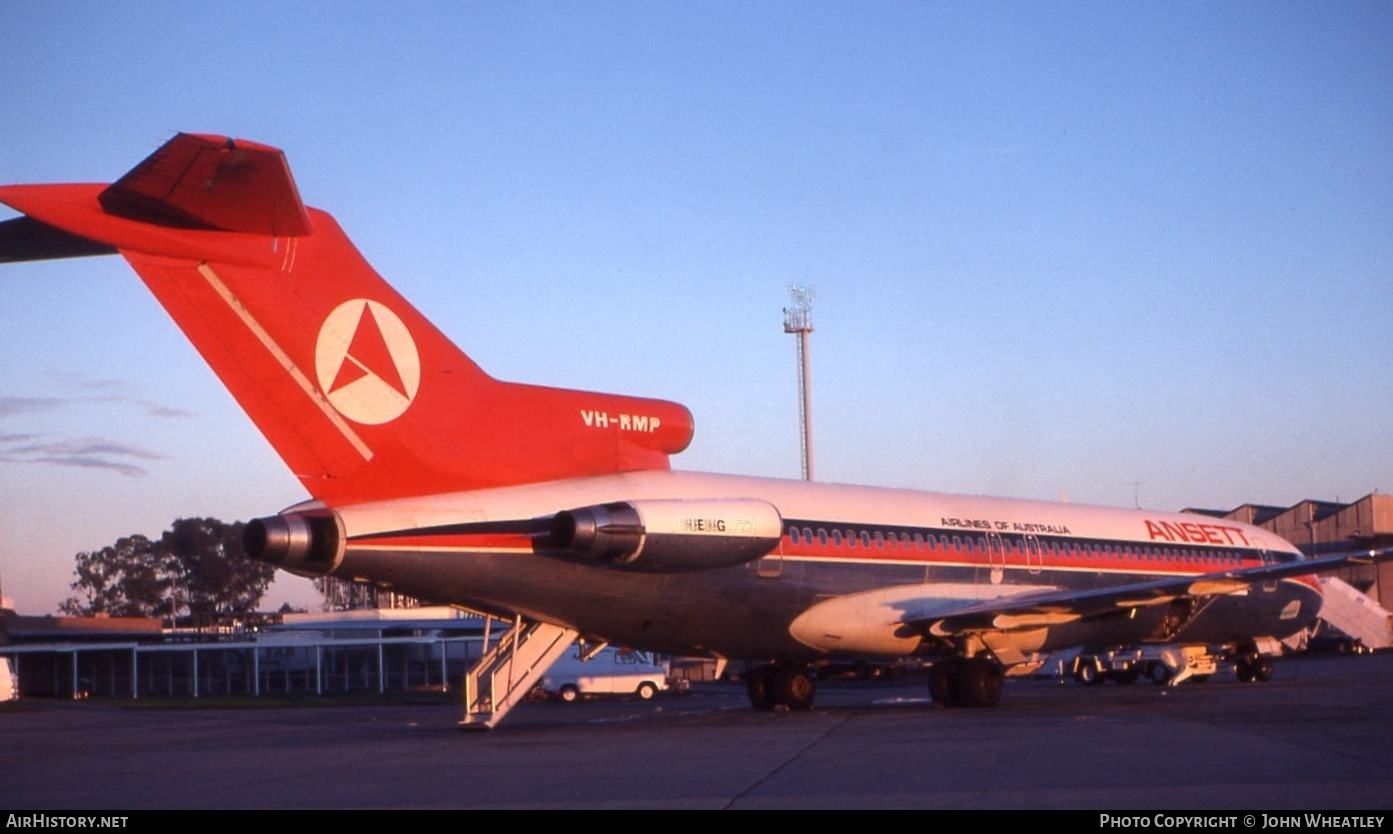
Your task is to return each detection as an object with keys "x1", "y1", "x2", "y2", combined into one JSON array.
[{"x1": 60, "y1": 517, "x2": 277, "y2": 625}]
